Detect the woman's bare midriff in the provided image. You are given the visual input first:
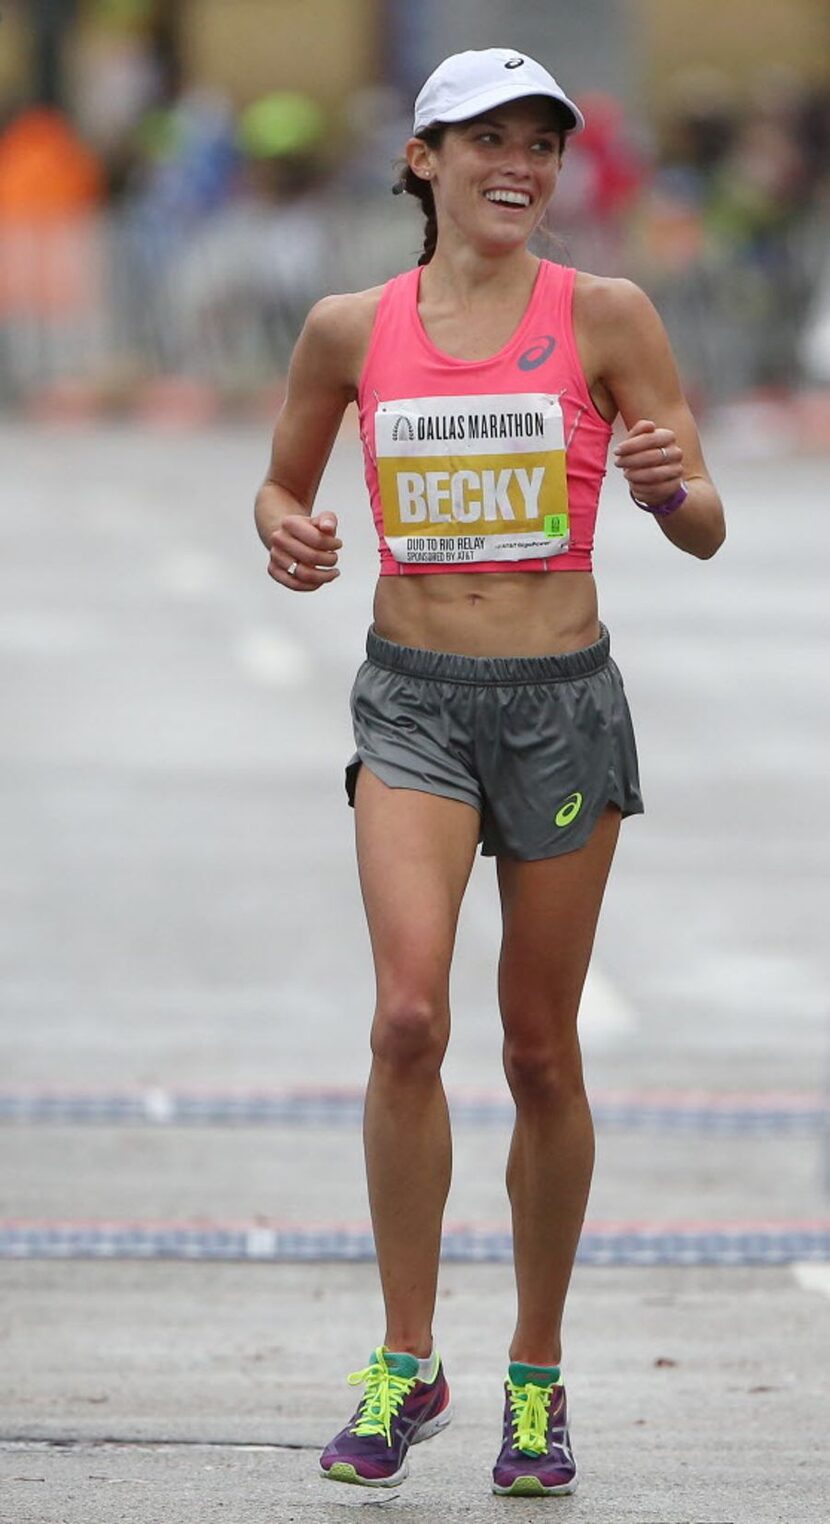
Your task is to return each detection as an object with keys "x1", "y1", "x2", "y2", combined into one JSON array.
[{"x1": 372, "y1": 569, "x2": 600, "y2": 658}]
